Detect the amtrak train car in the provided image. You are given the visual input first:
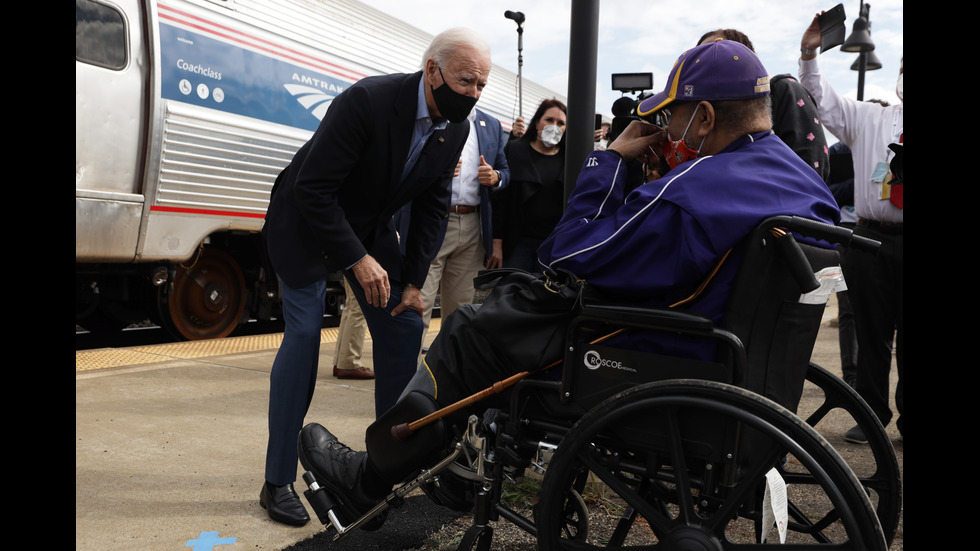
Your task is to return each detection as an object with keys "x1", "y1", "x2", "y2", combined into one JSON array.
[{"x1": 76, "y1": 0, "x2": 564, "y2": 340}]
